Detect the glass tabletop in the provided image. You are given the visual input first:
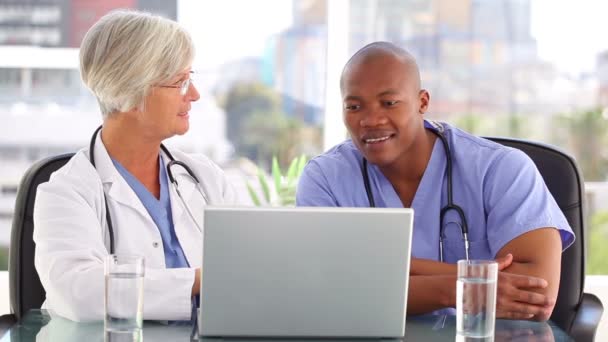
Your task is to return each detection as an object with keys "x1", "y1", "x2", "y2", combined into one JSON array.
[{"x1": 0, "y1": 310, "x2": 572, "y2": 342}]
